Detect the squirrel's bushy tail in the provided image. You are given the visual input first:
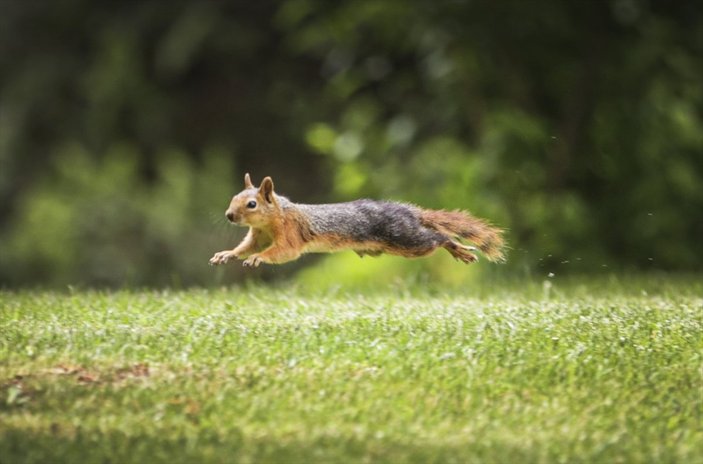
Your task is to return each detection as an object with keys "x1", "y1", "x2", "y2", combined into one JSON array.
[{"x1": 420, "y1": 209, "x2": 506, "y2": 262}]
